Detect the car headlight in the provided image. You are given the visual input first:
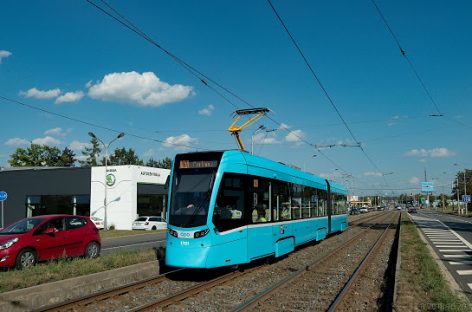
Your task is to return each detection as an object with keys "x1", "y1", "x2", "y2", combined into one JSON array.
[{"x1": 0, "y1": 238, "x2": 19, "y2": 250}]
